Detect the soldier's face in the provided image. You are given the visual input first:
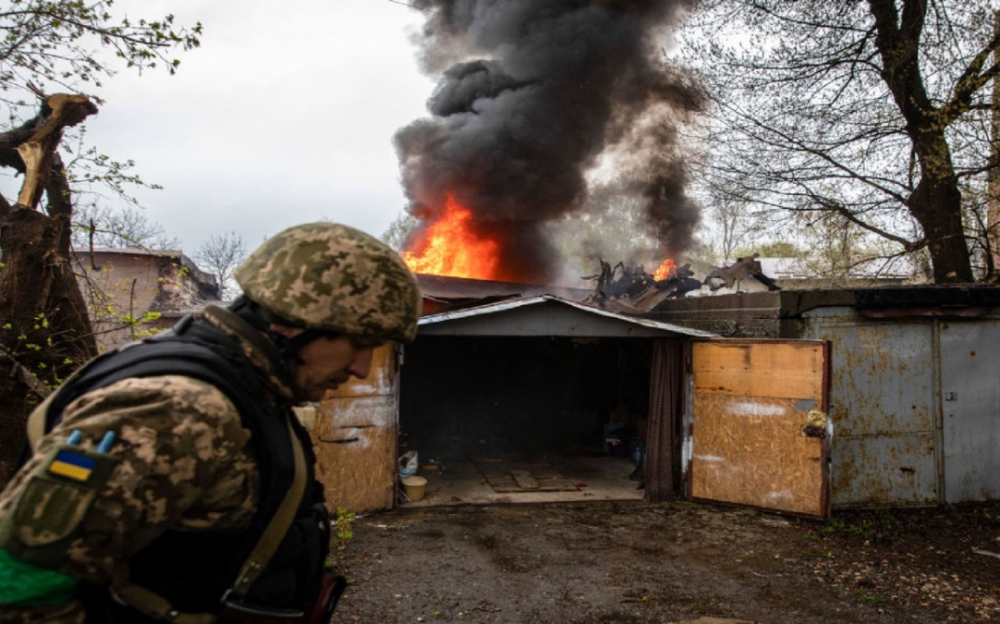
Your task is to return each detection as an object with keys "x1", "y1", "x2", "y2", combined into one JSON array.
[{"x1": 272, "y1": 326, "x2": 383, "y2": 401}]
